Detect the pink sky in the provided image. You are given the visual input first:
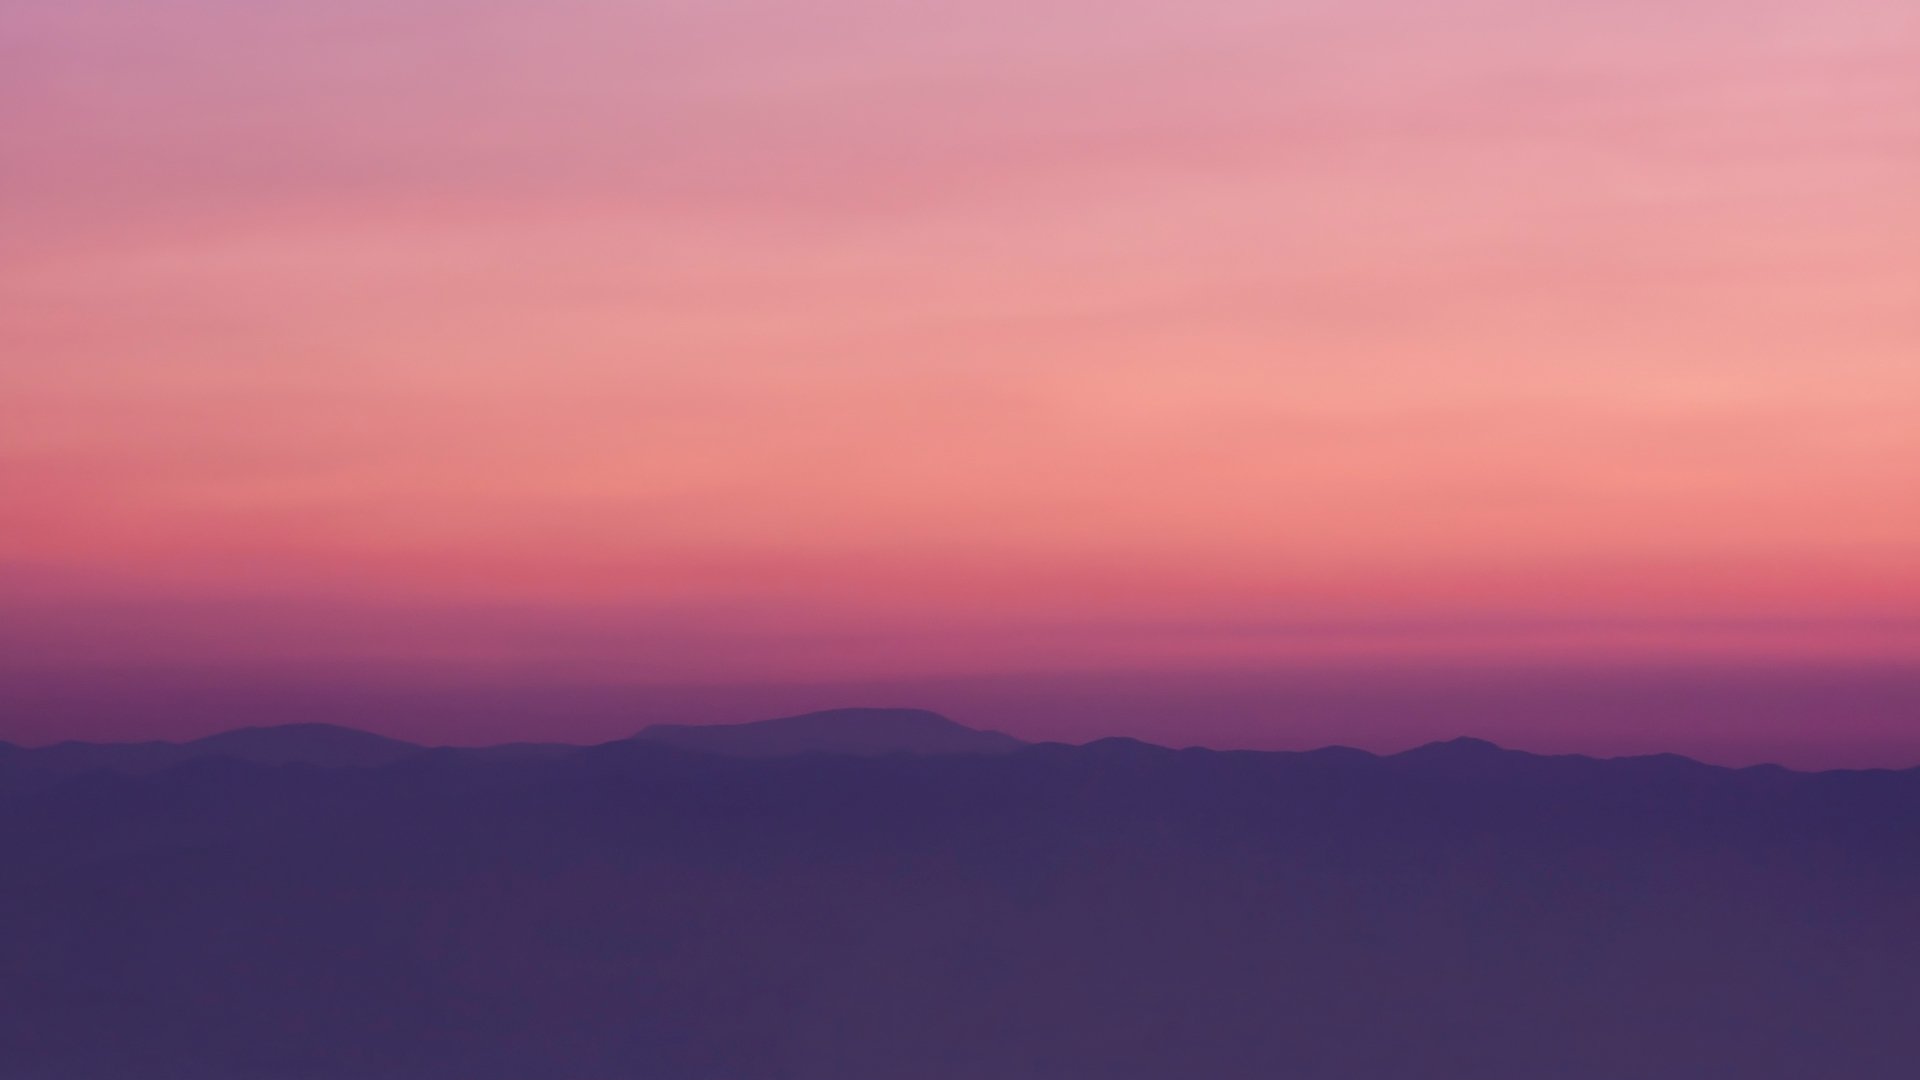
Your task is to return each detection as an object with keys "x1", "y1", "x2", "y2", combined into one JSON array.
[{"x1": 3, "y1": 1, "x2": 1918, "y2": 752}]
